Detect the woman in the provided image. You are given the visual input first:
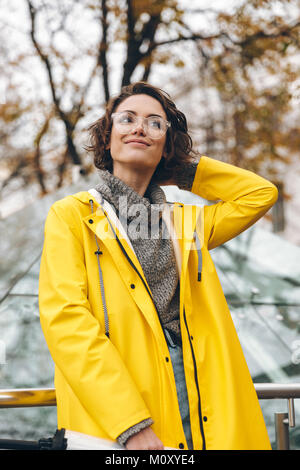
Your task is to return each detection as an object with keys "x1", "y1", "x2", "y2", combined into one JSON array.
[{"x1": 39, "y1": 81, "x2": 278, "y2": 450}]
